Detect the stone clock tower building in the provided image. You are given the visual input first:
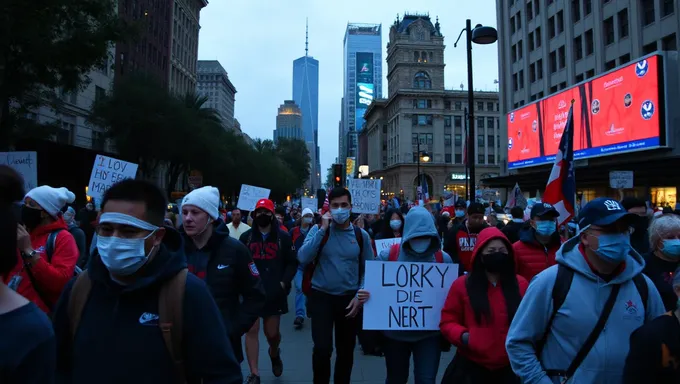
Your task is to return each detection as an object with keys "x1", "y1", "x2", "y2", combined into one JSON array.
[{"x1": 360, "y1": 13, "x2": 501, "y2": 202}]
